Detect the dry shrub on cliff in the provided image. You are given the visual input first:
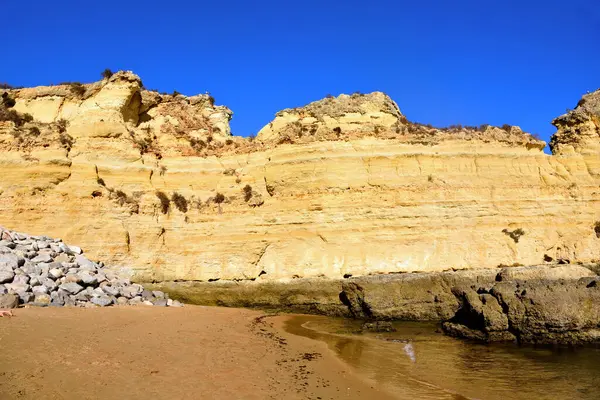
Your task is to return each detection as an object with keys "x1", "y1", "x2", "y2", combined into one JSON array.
[
  {"x1": 2, "y1": 92, "x2": 16, "y2": 108},
  {"x1": 171, "y1": 192, "x2": 188, "y2": 213},
  {"x1": 29, "y1": 126, "x2": 41, "y2": 136},
  {"x1": 243, "y1": 185, "x2": 253, "y2": 202},
  {"x1": 189, "y1": 138, "x2": 206, "y2": 152},
  {"x1": 65, "y1": 82, "x2": 86, "y2": 97},
  {"x1": 502, "y1": 228, "x2": 525, "y2": 243},
  {"x1": 214, "y1": 193, "x2": 225, "y2": 204},
  {"x1": 595, "y1": 221, "x2": 600, "y2": 238},
  {"x1": 156, "y1": 191, "x2": 170, "y2": 214},
  {"x1": 101, "y1": 69, "x2": 114, "y2": 79},
  {"x1": 59, "y1": 133, "x2": 74, "y2": 151},
  {"x1": 0, "y1": 104, "x2": 33, "y2": 127},
  {"x1": 109, "y1": 190, "x2": 139, "y2": 214},
  {"x1": 56, "y1": 119, "x2": 69, "y2": 133}
]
